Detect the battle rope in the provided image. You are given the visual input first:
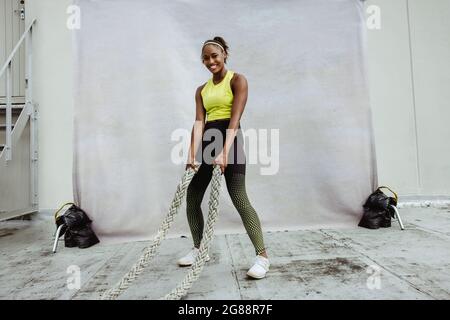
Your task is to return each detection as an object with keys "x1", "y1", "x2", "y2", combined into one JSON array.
[{"x1": 100, "y1": 164, "x2": 222, "y2": 300}]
